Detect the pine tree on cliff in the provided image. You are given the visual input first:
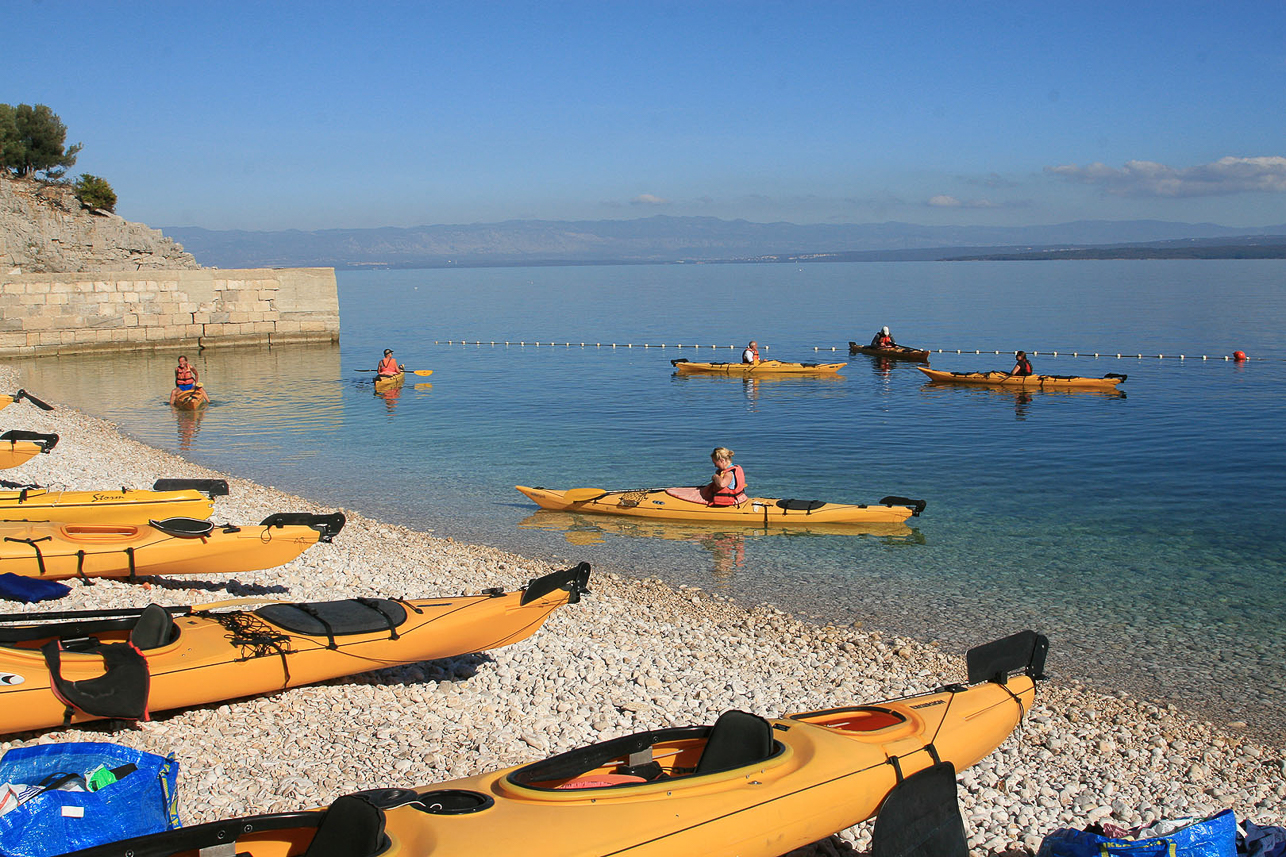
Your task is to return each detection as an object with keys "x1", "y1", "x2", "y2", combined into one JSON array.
[{"x1": 0, "y1": 103, "x2": 82, "y2": 179}]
